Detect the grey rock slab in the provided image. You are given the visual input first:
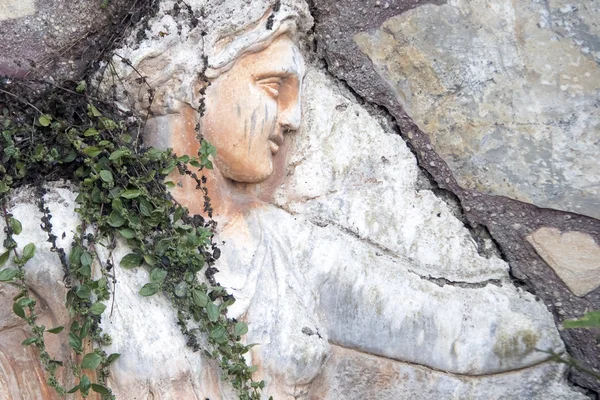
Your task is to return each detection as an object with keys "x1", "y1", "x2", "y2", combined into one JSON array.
[{"x1": 310, "y1": 345, "x2": 586, "y2": 400}]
